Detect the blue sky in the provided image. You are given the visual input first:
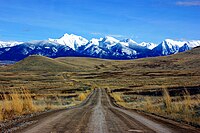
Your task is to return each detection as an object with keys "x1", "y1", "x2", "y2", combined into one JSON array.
[{"x1": 0, "y1": 0, "x2": 199, "y2": 43}]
